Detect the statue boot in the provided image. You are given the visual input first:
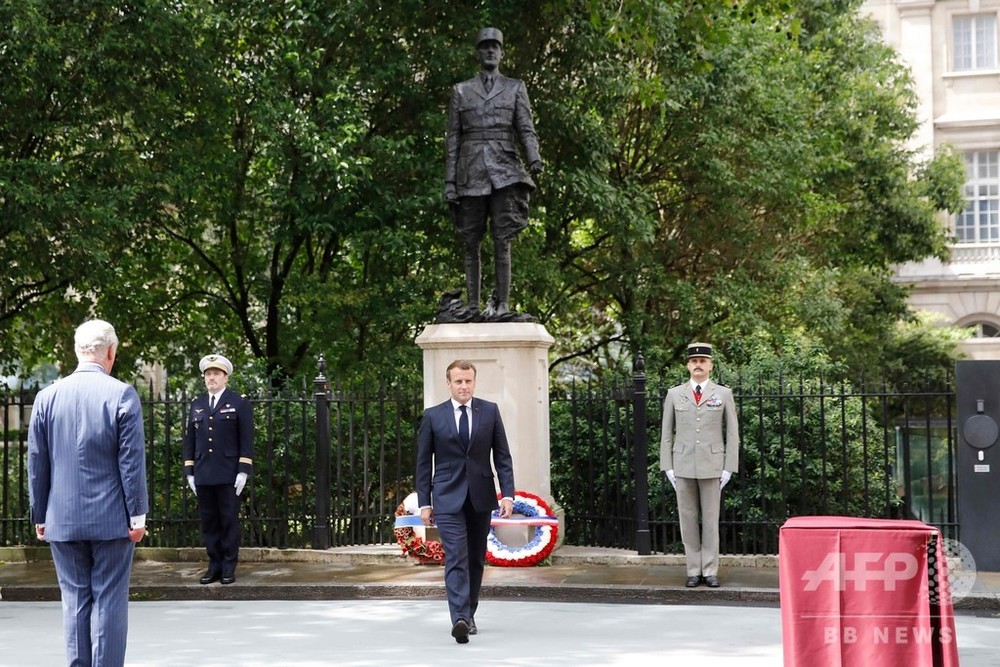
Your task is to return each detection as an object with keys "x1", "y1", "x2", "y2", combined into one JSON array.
[
  {"x1": 464, "y1": 249, "x2": 481, "y2": 314},
  {"x1": 489, "y1": 241, "x2": 512, "y2": 317}
]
